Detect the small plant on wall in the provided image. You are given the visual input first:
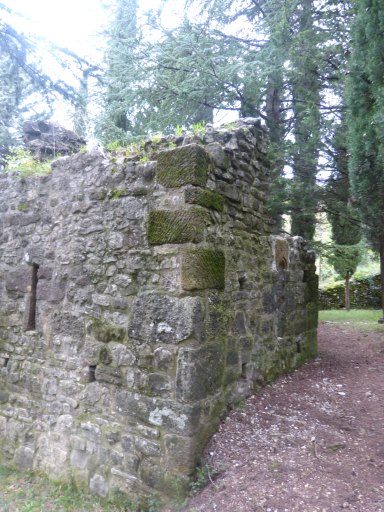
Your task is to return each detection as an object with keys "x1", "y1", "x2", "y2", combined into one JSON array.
[{"x1": 5, "y1": 147, "x2": 53, "y2": 177}]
